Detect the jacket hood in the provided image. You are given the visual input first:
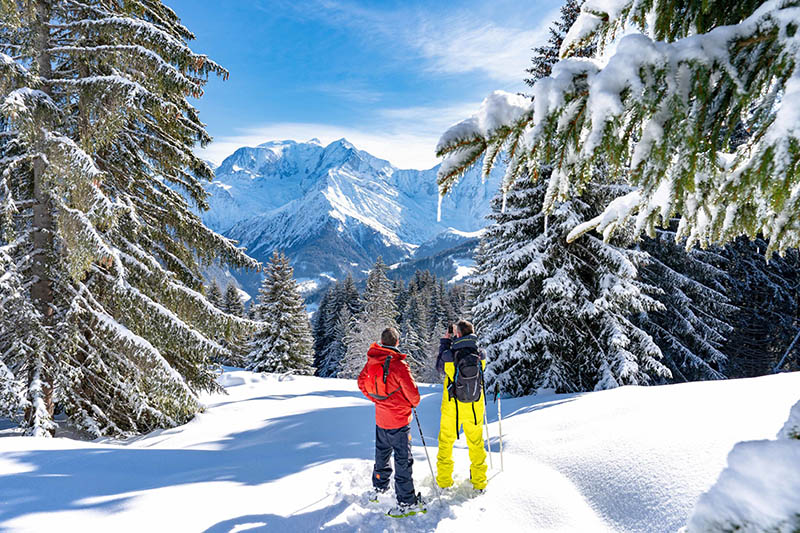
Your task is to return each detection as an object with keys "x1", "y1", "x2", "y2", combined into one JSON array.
[
  {"x1": 452, "y1": 334, "x2": 478, "y2": 351},
  {"x1": 366, "y1": 343, "x2": 408, "y2": 363}
]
